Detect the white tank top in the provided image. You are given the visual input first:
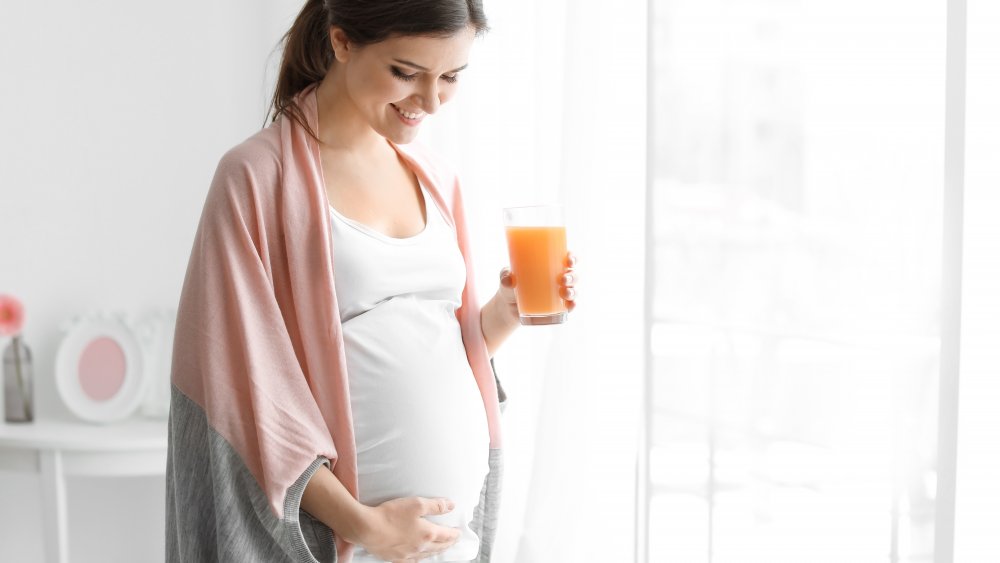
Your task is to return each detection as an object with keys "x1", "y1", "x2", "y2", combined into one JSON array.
[{"x1": 329, "y1": 181, "x2": 490, "y2": 563}]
